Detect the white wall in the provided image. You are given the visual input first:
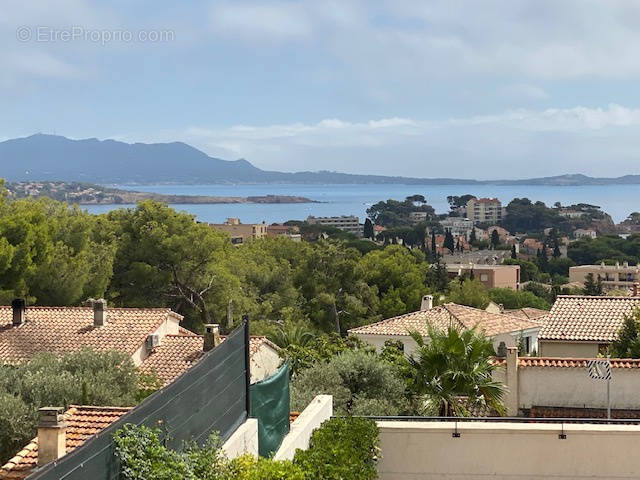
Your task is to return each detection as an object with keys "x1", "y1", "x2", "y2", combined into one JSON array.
[
  {"x1": 250, "y1": 344, "x2": 281, "y2": 383},
  {"x1": 274, "y1": 395, "x2": 333, "y2": 461},
  {"x1": 377, "y1": 420, "x2": 640, "y2": 480},
  {"x1": 222, "y1": 418, "x2": 258, "y2": 458}
]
